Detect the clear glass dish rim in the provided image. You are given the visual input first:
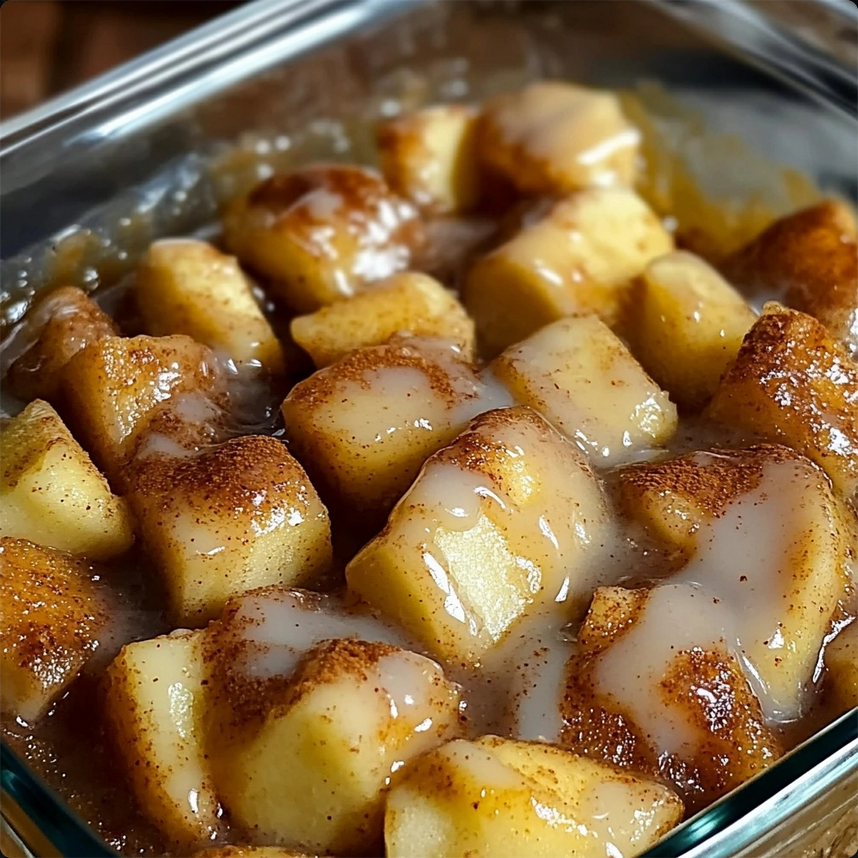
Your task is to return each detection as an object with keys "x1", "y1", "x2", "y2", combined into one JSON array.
[{"x1": 1, "y1": 0, "x2": 856, "y2": 855}]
